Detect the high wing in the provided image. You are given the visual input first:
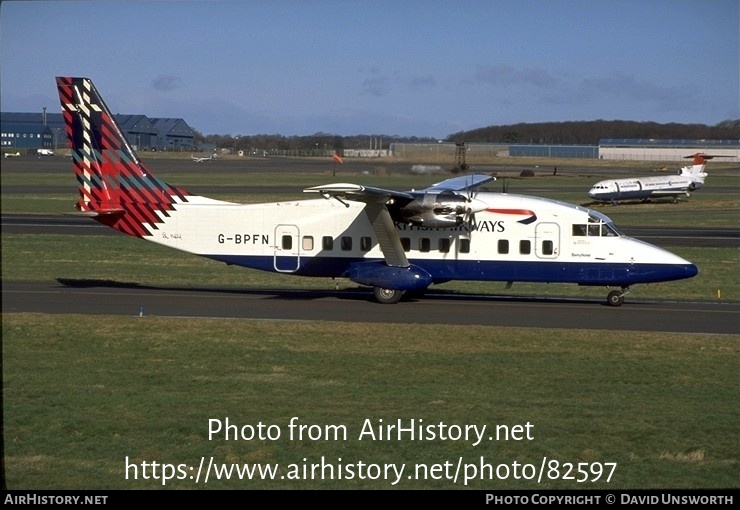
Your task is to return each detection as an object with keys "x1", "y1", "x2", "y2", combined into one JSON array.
[
  {"x1": 304, "y1": 174, "x2": 495, "y2": 268},
  {"x1": 303, "y1": 173, "x2": 494, "y2": 205},
  {"x1": 302, "y1": 182, "x2": 415, "y2": 203},
  {"x1": 420, "y1": 173, "x2": 496, "y2": 192}
]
